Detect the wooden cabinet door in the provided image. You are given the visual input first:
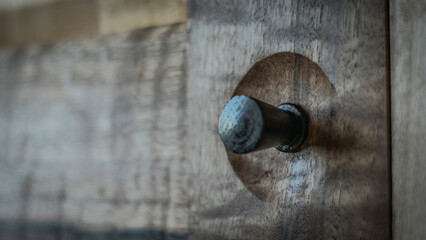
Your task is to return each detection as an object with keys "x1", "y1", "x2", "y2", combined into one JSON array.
[
  {"x1": 186, "y1": 1, "x2": 391, "y2": 239},
  {"x1": 6, "y1": 0, "x2": 426, "y2": 239}
]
